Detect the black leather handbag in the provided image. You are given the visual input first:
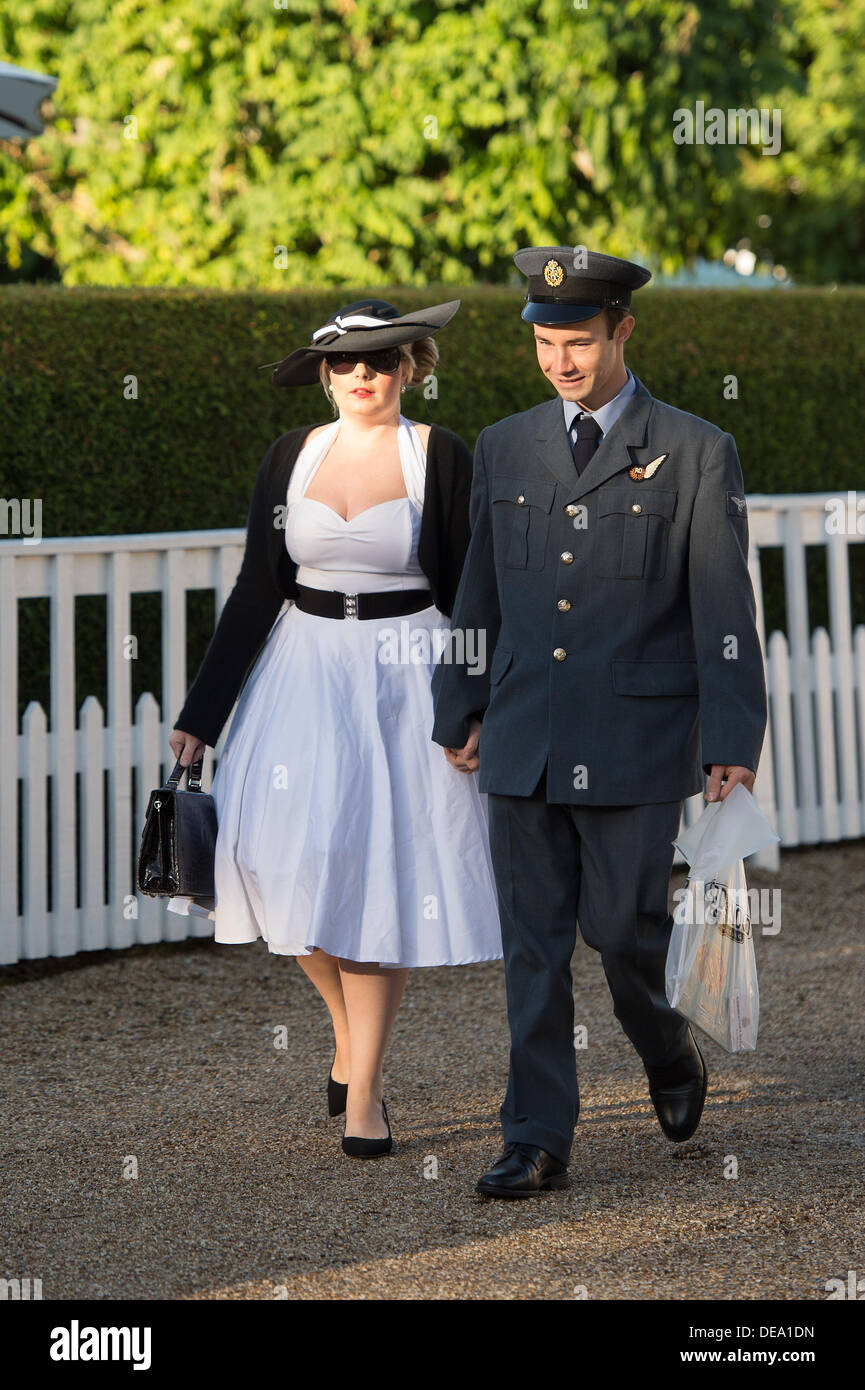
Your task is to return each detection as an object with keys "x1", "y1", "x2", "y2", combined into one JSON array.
[{"x1": 137, "y1": 755, "x2": 218, "y2": 909}]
